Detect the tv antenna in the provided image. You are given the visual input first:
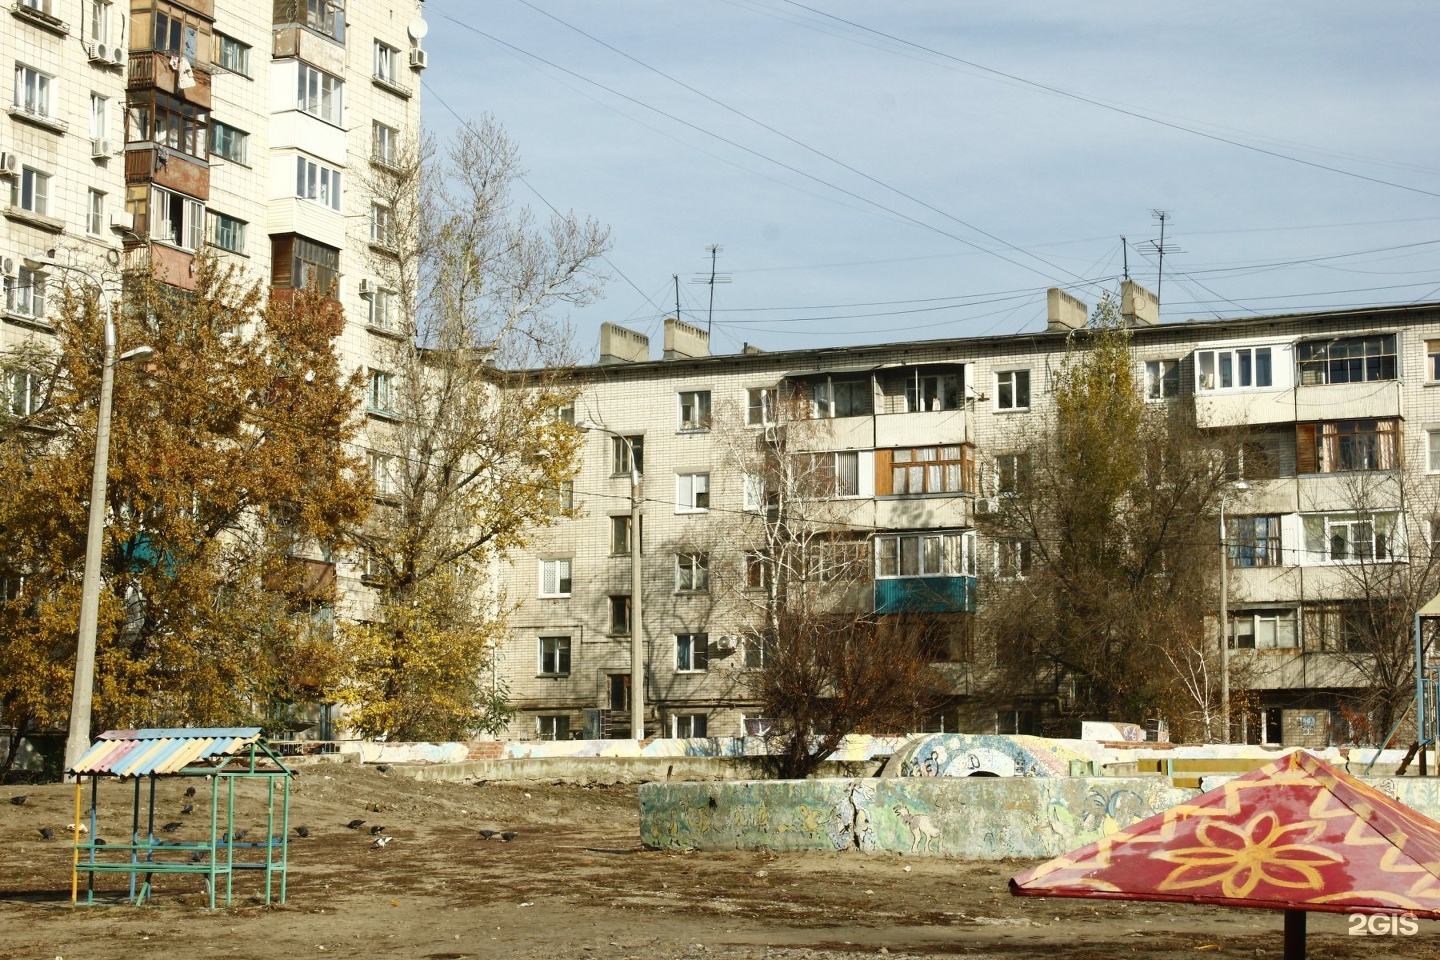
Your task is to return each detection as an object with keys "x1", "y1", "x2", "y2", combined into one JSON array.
[
  {"x1": 1147, "y1": 210, "x2": 1182, "y2": 307},
  {"x1": 689, "y1": 244, "x2": 731, "y2": 334}
]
